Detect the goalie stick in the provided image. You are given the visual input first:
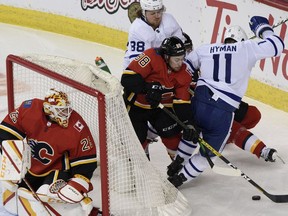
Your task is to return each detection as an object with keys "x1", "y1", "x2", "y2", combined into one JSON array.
[
  {"x1": 159, "y1": 103, "x2": 288, "y2": 203},
  {"x1": 22, "y1": 178, "x2": 59, "y2": 216}
]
